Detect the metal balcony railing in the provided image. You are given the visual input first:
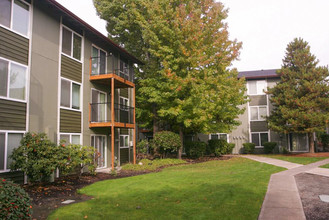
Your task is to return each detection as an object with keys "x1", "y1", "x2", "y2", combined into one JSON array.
[
  {"x1": 90, "y1": 56, "x2": 134, "y2": 82},
  {"x1": 89, "y1": 102, "x2": 134, "y2": 125}
]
